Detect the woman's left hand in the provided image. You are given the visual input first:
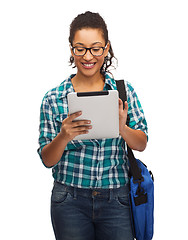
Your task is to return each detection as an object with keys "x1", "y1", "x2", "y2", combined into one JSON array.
[{"x1": 119, "y1": 99, "x2": 128, "y2": 135}]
